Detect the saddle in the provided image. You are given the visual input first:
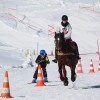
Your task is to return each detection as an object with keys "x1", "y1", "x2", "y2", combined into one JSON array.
[{"x1": 62, "y1": 39, "x2": 77, "y2": 53}]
